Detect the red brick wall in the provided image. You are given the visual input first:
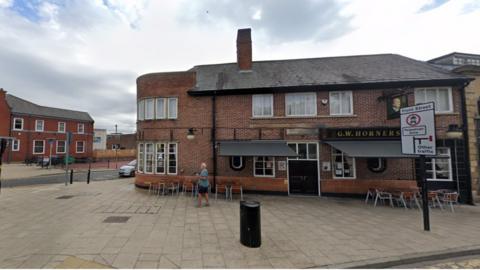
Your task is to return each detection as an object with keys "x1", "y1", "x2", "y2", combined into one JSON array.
[{"x1": 0, "y1": 89, "x2": 10, "y2": 138}]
